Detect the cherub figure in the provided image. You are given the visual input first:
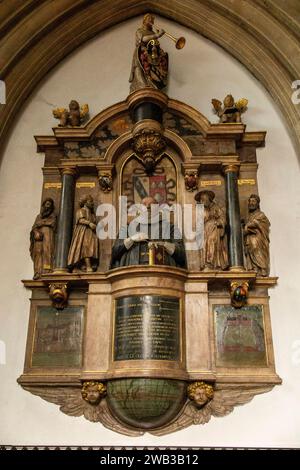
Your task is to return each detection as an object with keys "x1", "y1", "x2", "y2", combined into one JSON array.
[
  {"x1": 53, "y1": 100, "x2": 89, "y2": 127},
  {"x1": 81, "y1": 381, "x2": 107, "y2": 406},
  {"x1": 212, "y1": 94, "x2": 248, "y2": 123},
  {"x1": 187, "y1": 381, "x2": 214, "y2": 408}
]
